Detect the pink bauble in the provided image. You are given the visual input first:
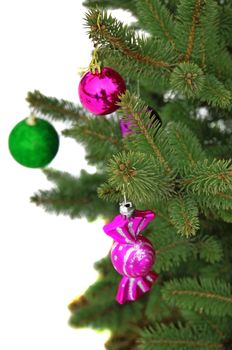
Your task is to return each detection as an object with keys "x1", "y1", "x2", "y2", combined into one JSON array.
[
  {"x1": 111, "y1": 236, "x2": 155, "y2": 278},
  {"x1": 78, "y1": 67, "x2": 126, "y2": 115}
]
